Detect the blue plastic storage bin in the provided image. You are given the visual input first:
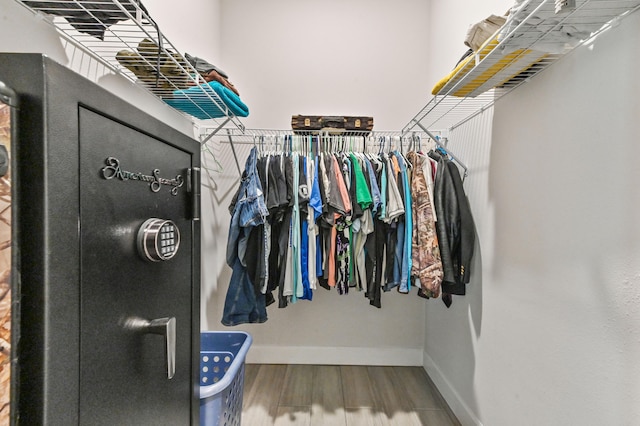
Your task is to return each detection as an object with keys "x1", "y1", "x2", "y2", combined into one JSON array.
[{"x1": 200, "y1": 331, "x2": 252, "y2": 426}]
